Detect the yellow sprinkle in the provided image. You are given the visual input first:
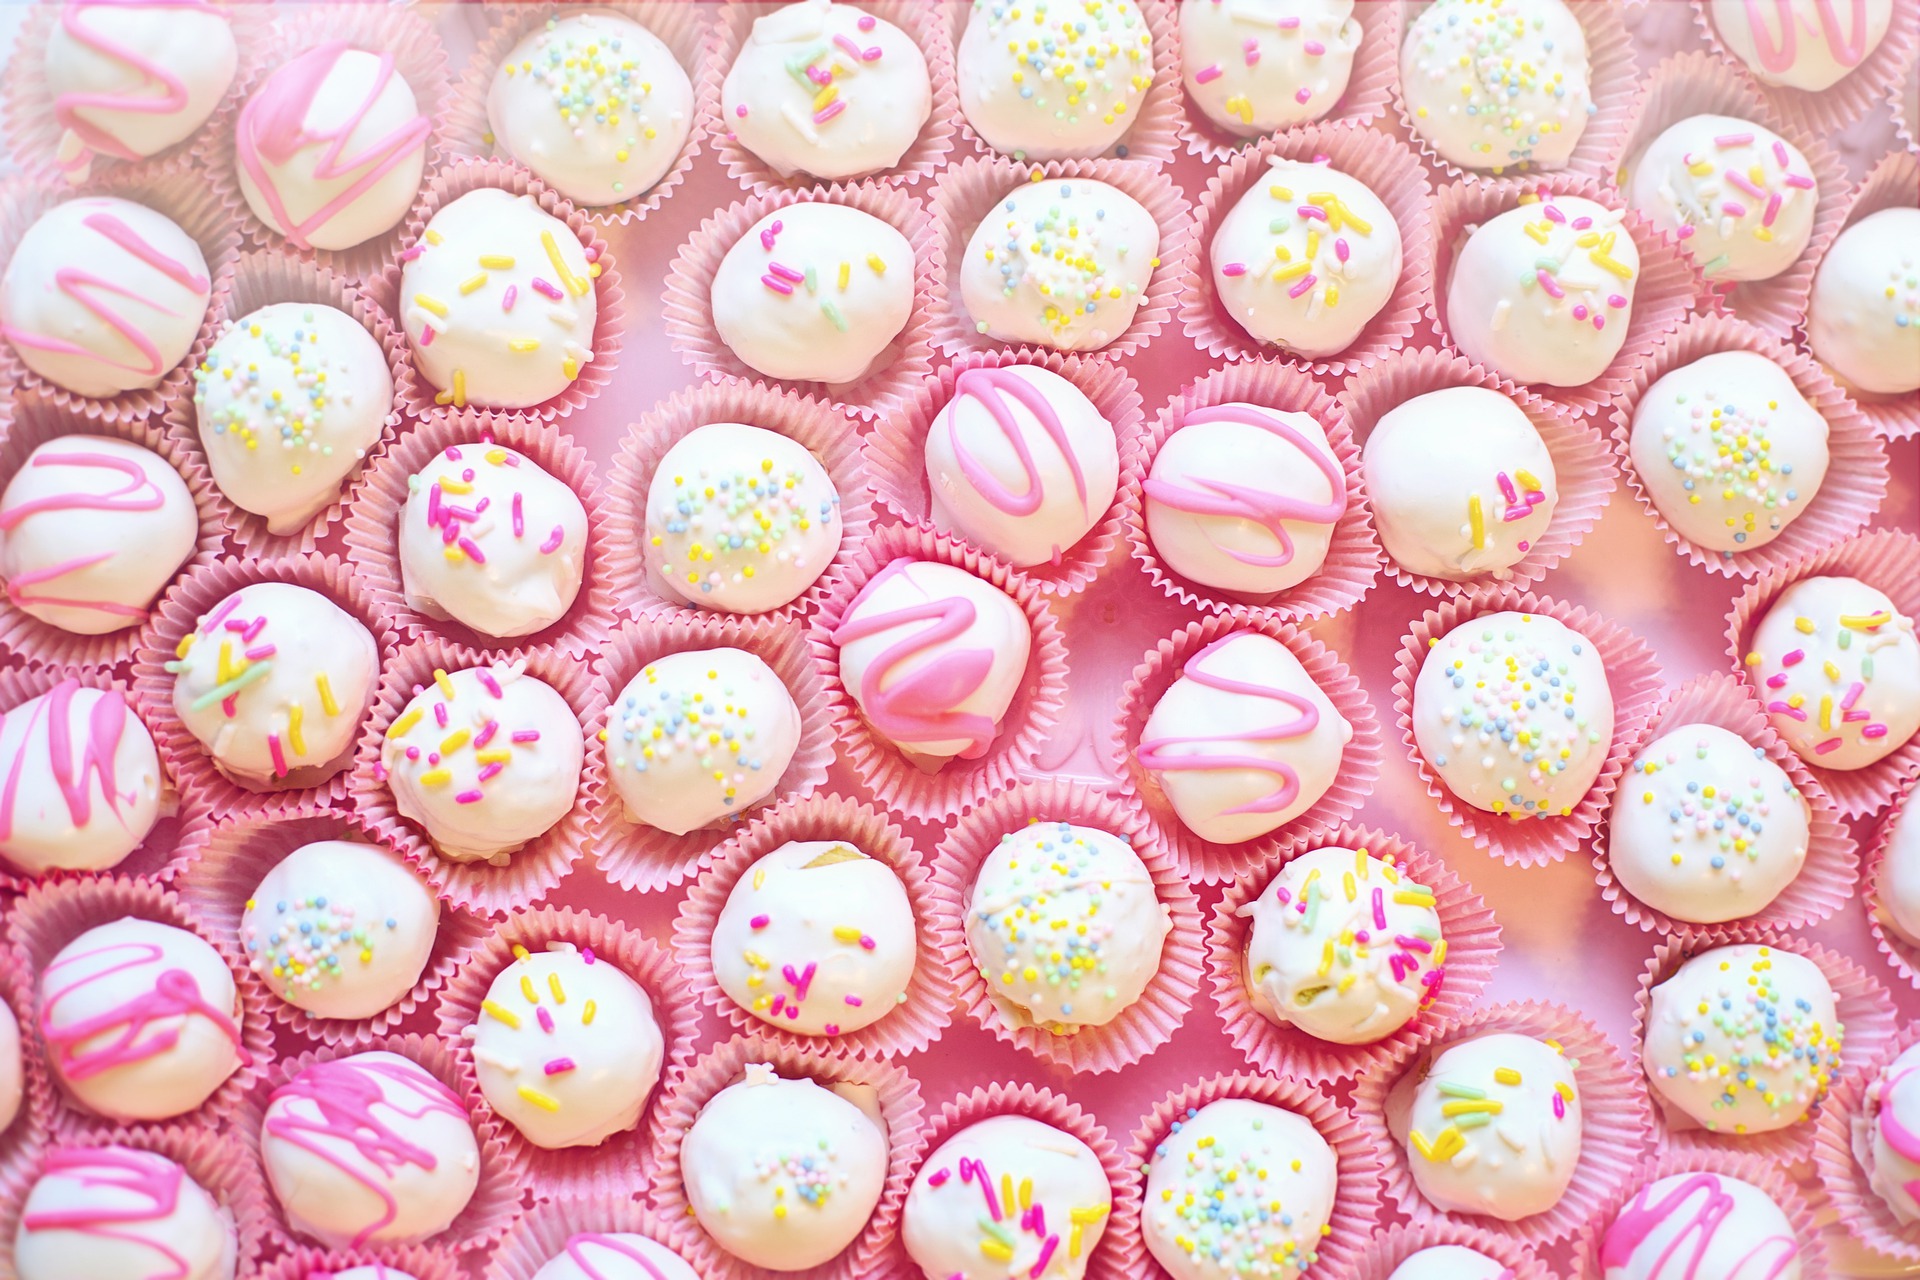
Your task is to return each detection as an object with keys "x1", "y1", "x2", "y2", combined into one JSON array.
[
  {"x1": 549, "y1": 973, "x2": 566, "y2": 1003},
  {"x1": 435, "y1": 669, "x2": 457, "y2": 699},
  {"x1": 441, "y1": 729, "x2": 472, "y2": 755},
  {"x1": 286, "y1": 702, "x2": 306, "y2": 757},
  {"x1": 388, "y1": 708, "x2": 424, "y2": 739},
  {"x1": 517, "y1": 1085, "x2": 561, "y2": 1112},
  {"x1": 418, "y1": 768, "x2": 451, "y2": 786},
  {"x1": 424, "y1": 229, "x2": 443, "y2": 245},
  {"x1": 482, "y1": 1000, "x2": 522, "y2": 1029},
  {"x1": 867, "y1": 254, "x2": 887, "y2": 274},
  {"x1": 479, "y1": 255, "x2": 516, "y2": 269},
  {"x1": 1494, "y1": 1067, "x2": 1523, "y2": 1085},
  {"x1": 521, "y1": 974, "x2": 540, "y2": 1004},
  {"x1": 1469, "y1": 493, "x2": 1486, "y2": 550},
  {"x1": 458, "y1": 272, "x2": 488, "y2": 295},
  {"x1": 508, "y1": 338, "x2": 540, "y2": 352},
  {"x1": 583, "y1": 999, "x2": 597, "y2": 1025},
  {"x1": 542, "y1": 230, "x2": 591, "y2": 296}
]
